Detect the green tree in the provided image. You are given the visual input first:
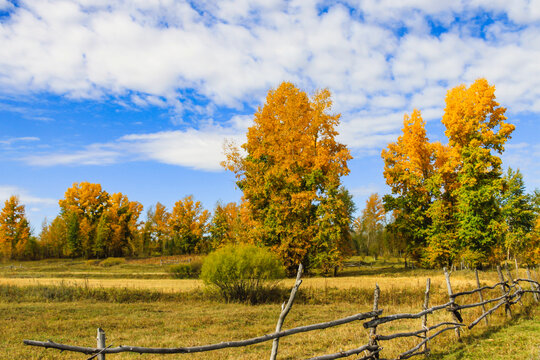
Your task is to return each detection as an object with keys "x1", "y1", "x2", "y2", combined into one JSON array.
[
  {"x1": 443, "y1": 79, "x2": 515, "y2": 265},
  {"x1": 500, "y1": 168, "x2": 535, "y2": 261}
]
